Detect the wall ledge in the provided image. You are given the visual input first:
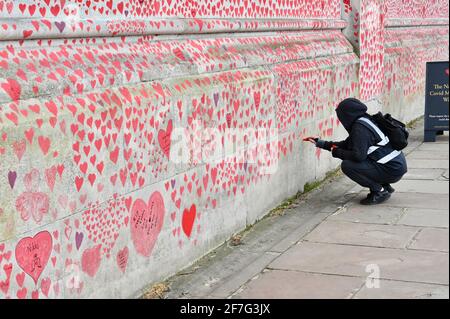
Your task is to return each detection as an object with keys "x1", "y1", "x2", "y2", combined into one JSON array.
[
  {"x1": 0, "y1": 18, "x2": 347, "y2": 42},
  {"x1": 385, "y1": 18, "x2": 449, "y2": 27}
]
